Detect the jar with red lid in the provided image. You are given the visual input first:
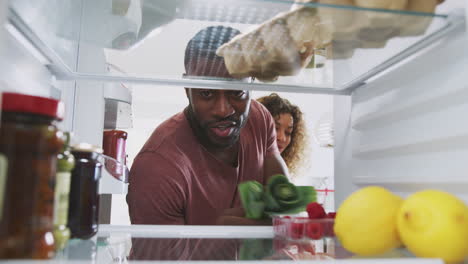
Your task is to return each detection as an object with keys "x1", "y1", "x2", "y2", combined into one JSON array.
[
  {"x1": 103, "y1": 129, "x2": 128, "y2": 181},
  {"x1": 103, "y1": 130, "x2": 127, "y2": 165},
  {"x1": 0, "y1": 92, "x2": 64, "y2": 259}
]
